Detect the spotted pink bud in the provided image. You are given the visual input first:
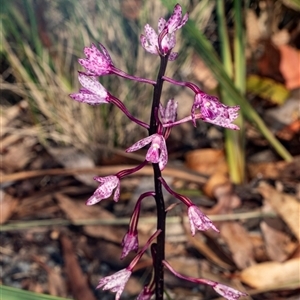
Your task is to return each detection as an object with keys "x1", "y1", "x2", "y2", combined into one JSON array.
[{"x1": 121, "y1": 231, "x2": 139, "y2": 260}]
